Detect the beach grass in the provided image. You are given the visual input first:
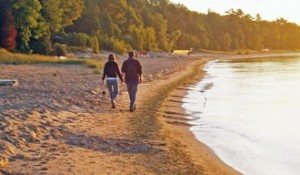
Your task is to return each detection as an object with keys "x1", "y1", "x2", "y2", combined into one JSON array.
[
  {"x1": 0, "y1": 48, "x2": 103, "y2": 73},
  {"x1": 197, "y1": 48, "x2": 259, "y2": 55},
  {"x1": 197, "y1": 49, "x2": 235, "y2": 54}
]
